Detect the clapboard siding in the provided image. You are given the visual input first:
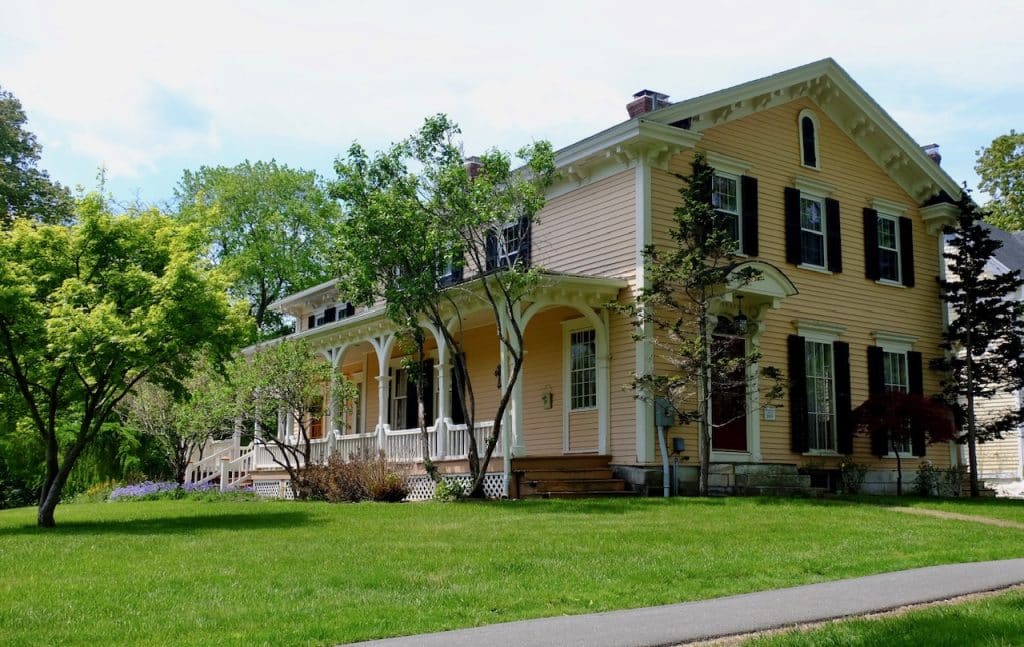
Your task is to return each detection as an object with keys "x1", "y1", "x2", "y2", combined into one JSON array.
[{"x1": 534, "y1": 169, "x2": 636, "y2": 280}]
